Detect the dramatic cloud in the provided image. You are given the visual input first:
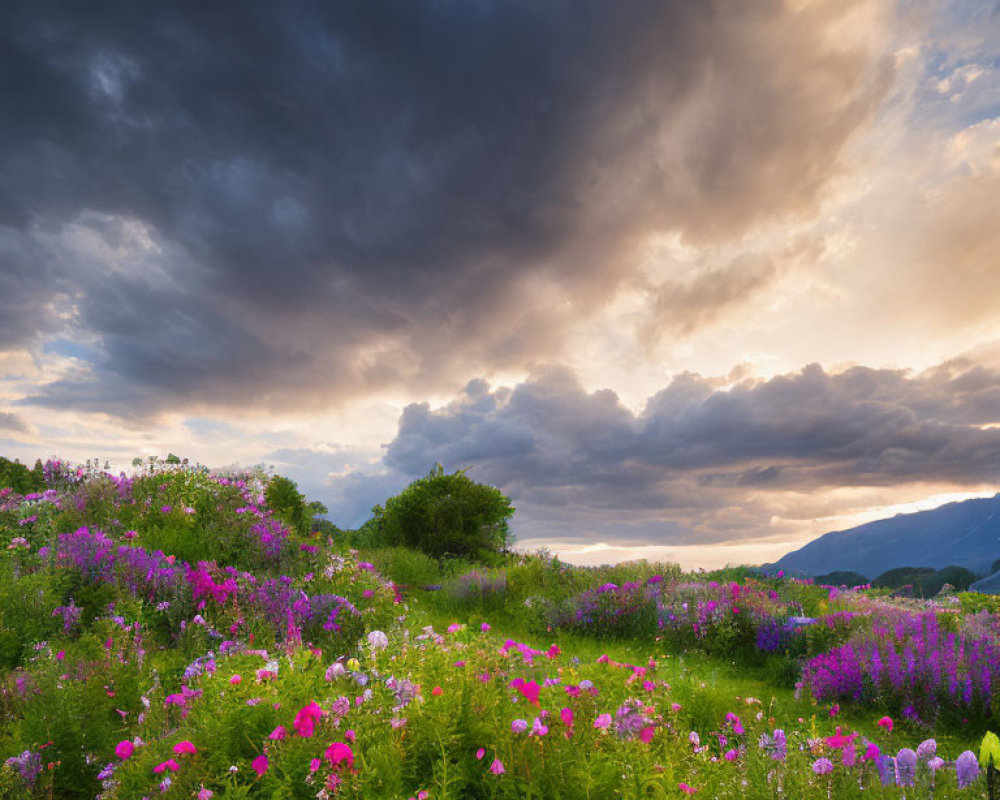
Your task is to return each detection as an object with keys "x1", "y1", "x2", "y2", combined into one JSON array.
[
  {"x1": 1, "y1": 0, "x2": 893, "y2": 416},
  {"x1": 1, "y1": 0, "x2": 998, "y2": 567},
  {"x1": 374, "y1": 359, "x2": 1000, "y2": 545}
]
